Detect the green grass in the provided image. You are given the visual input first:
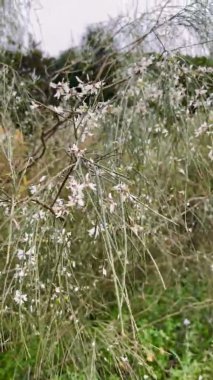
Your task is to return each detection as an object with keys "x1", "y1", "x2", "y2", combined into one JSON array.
[{"x1": 0, "y1": 276, "x2": 212, "y2": 379}]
